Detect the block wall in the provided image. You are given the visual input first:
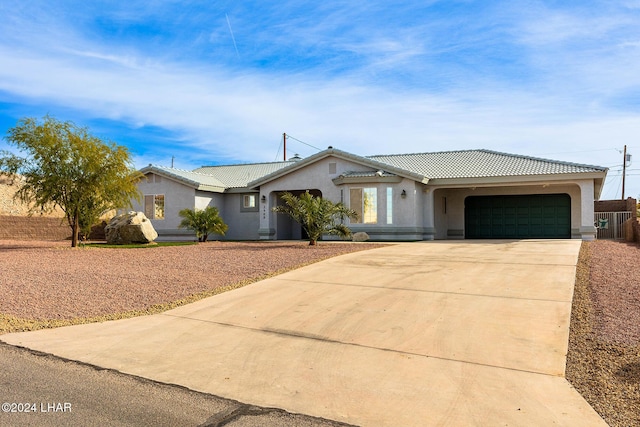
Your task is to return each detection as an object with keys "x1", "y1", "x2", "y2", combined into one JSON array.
[{"x1": 0, "y1": 216, "x2": 70, "y2": 241}]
